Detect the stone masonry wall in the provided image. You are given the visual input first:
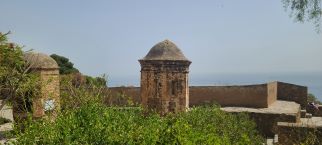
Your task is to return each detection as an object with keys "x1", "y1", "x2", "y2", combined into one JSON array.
[
  {"x1": 105, "y1": 87, "x2": 141, "y2": 106},
  {"x1": 248, "y1": 111, "x2": 300, "y2": 137},
  {"x1": 38, "y1": 70, "x2": 60, "y2": 118},
  {"x1": 140, "y1": 61, "x2": 190, "y2": 114},
  {"x1": 109, "y1": 83, "x2": 277, "y2": 108},
  {"x1": 109, "y1": 82, "x2": 306, "y2": 109},
  {"x1": 277, "y1": 122, "x2": 322, "y2": 145},
  {"x1": 189, "y1": 84, "x2": 276, "y2": 108},
  {"x1": 276, "y1": 82, "x2": 307, "y2": 109}
]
